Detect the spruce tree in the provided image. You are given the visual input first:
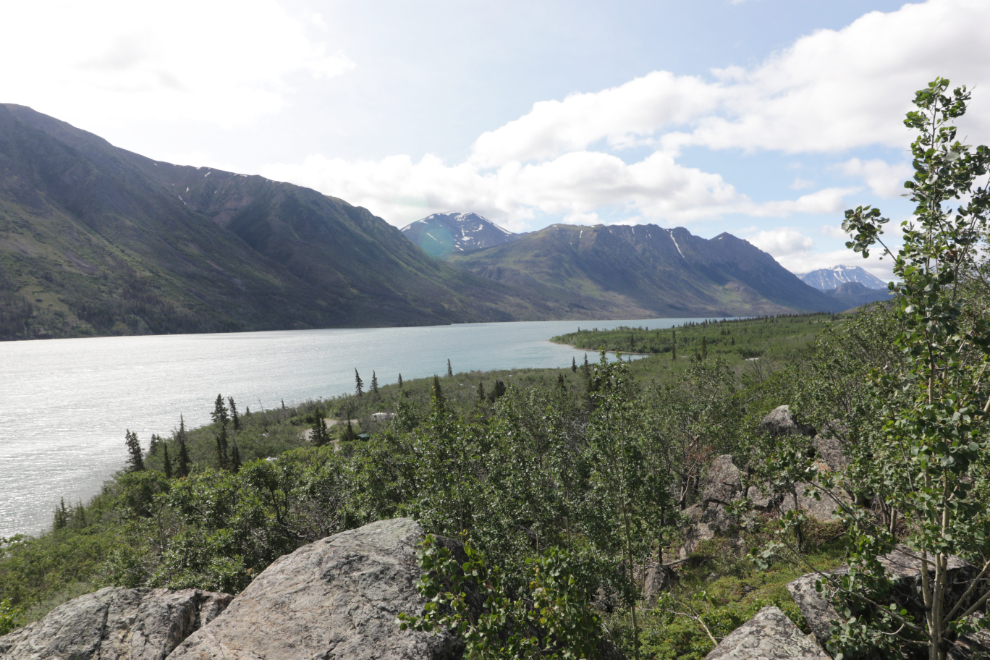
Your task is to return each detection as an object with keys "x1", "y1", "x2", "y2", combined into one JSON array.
[
  {"x1": 446, "y1": 359, "x2": 453, "y2": 377},
  {"x1": 162, "y1": 443, "x2": 172, "y2": 479},
  {"x1": 125, "y1": 429, "x2": 144, "y2": 471},
  {"x1": 571, "y1": 356, "x2": 577, "y2": 372},
  {"x1": 215, "y1": 424, "x2": 229, "y2": 470},
  {"x1": 228, "y1": 396, "x2": 240, "y2": 431},
  {"x1": 230, "y1": 440, "x2": 241, "y2": 473},
  {"x1": 432, "y1": 375, "x2": 445, "y2": 405},
  {"x1": 211, "y1": 394, "x2": 229, "y2": 426},
  {"x1": 311, "y1": 409, "x2": 331, "y2": 447},
  {"x1": 477, "y1": 381, "x2": 486, "y2": 402},
  {"x1": 371, "y1": 371, "x2": 379, "y2": 398},
  {"x1": 398, "y1": 373, "x2": 403, "y2": 388},
  {"x1": 176, "y1": 415, "x2": 190, "y2": 478},
  {"x1": 355, "y1": 369, "x2": 363, "y2": 397}
]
